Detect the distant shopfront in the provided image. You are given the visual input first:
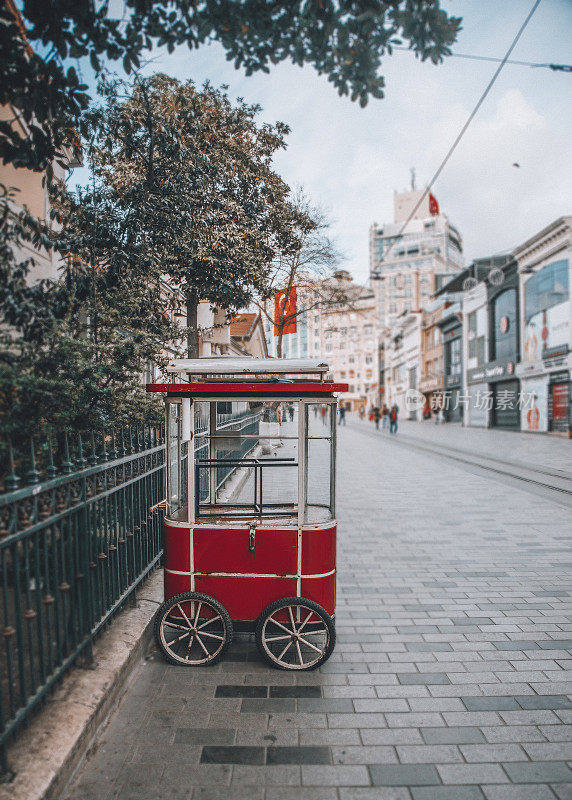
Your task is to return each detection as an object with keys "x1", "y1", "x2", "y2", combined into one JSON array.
[
  {"x1": 518, "y1": 258, "x2": 570, "y2": 435},
  {"x1": 441, "y1": 311, "x2": 463, "y2": 422},
  {"x1": 467, "y1": 360, "x2": 519, "y2": 429},
  {"x1": 487, "y1": 273, "x2": 520, "y2": 429}
]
